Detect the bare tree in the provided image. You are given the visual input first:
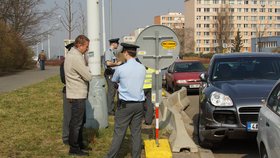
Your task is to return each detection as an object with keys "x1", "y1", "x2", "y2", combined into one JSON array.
[
  {"x1": 213, "y1": 4, "x2": 234, "y2": 53},
  {"x1": 0, "y1": 0, "x2": 57, "y2": 45},
  {"x1": 184, "y1": 27, "x2": 195, "y2": 53},
  {"x1": 76, "y1": 3, "x2": 87, "y2": 35},
  {"x1": 59, "y1": 0, "x2": 77, "y2": 40},
  {"x1": 173, "y1": 28, "x2": 185, "y2": 55}
]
